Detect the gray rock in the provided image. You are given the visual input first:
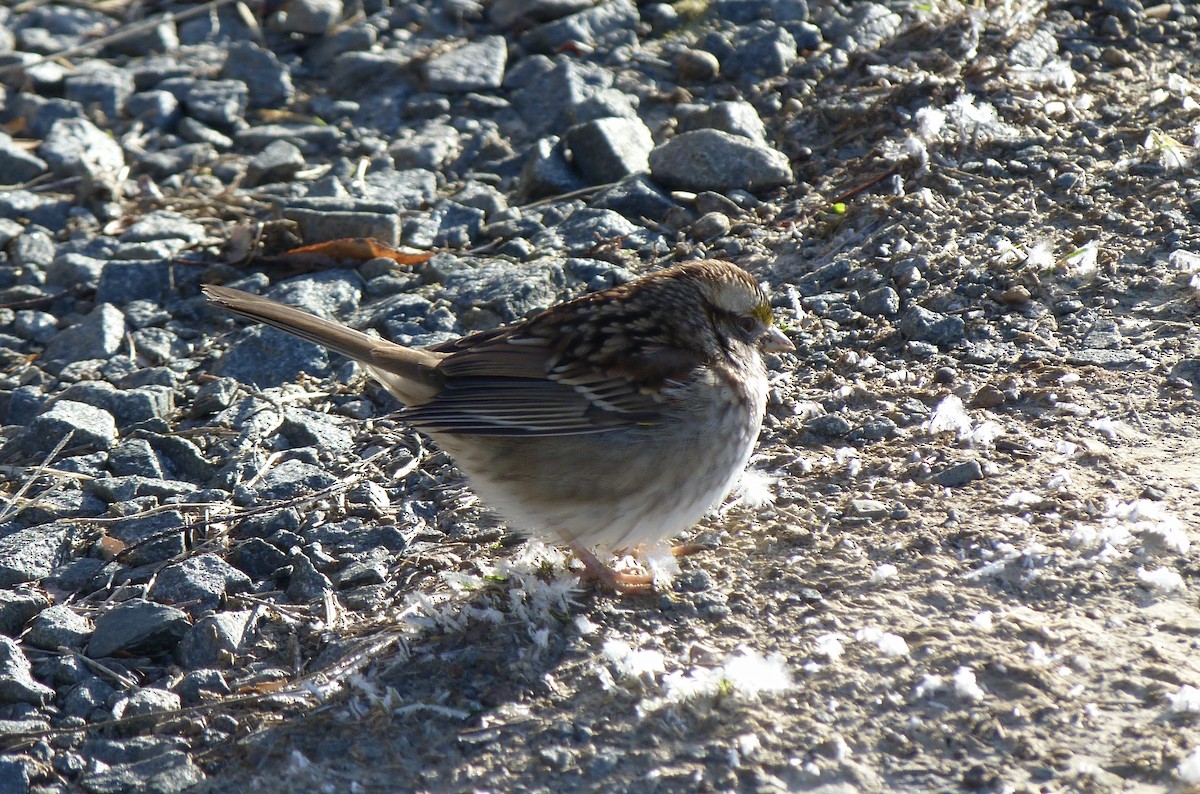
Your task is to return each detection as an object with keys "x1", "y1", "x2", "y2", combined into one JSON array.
[
  {"x1": 520, "y1": 0, "x2": 638, "y2": 54},
  {"x1": 0, "y1": 636, "x2": 54, "y2": 705},
  {"x1": 0, "y1": 591, "x2": 49, "y2": 637},
  {"x1": 148, "y1": 554, "x2": 252, "y2": 613},
  {"x1": 677, "y1": 101, "x2": 767, "y2": 142},
  {"x1": 63, "y1": 677, "x2": 115, "y2": 718},
  {"x1": 305, "y1": 22, "x2": 375, "y2": 68},
  {"x1": 278, "y1": 0, "x2": 342, "y2": 33},
  {"x1": 64, "y1": 69, "x2": 134, "y2": 120},
  {"x1": 649, "y1": 129, "x2": 792, "y2": 192},
  {"x1": 708, "y1": 21, "x2": 798, "y2": 81},
  {"x1": 330, "y1": 51, "x2": 413, "y2": 98},
  {"x1": 858, "y1": 286, "x2": 900, "y2": 317},
  {"x1": 0, "y1": 719, "x2": 50, "y2": 740},
  {"x1": 211, "y1": 325, "x2": 330, "y2": 389},
  {"x1": 177, "y1": 116, "x2": 233, "y2": 148},
  {"x1": 489, "y1": 0, "x2": 593, "y2": 27},
  {"x1": 172, "y1": 669, "x2": 231, "y2": 705},
  {"x1": 837, "y1": 3, "x2": 902, "y2": 52},
  {"x1": 424, "y1": 36, "x2": 507, "y2": 92},
  {"x1": 519, "y1": 136, "x2": 586, "y2": 200},
  {"x1": 805, "y1": 413, "x2": 854, "y2": 438},
  {"x1": 106, "y1": 439, "x2": 164, "y2": 478},
  {"x1": 77, "y1": 736, "x2": 190, "y2": 767},
  {"x1": 91, "y1": 476, "x2": 196, "y2": 504},
  {"x1": 790, "y1": 21, "x2": 823, "y2": 50},
  {"x1": 25, "y1": 603, "x2": 93, "y2": 650},
  {"x1": 854, "y1": 417, "x2": 899, "y2": 441},
  {"x1": 1009, "y1": 27, "x2": 1057, "y2": 69},
  {"x1": 510, "y1": 58, "x2": 629, "y2": 135},
  {"x1": 19, "y1": 487, "x2": 106, "y2": 524},
  {"x1": 108, "y1": 509, "x2": 188, "y2": 565},
  {"x1": 453, "y1": 182, "x2": 508, "y2": 218},
  {"x1": 190, "y1": 378, "x2": 241, "y2": 417},
  {"x1": 176, "y1": 611, "x2": 255, "y2": 669},
  {"x1": 281, "y1": 208, "x2": 400, "y2": 247},
  {"x1": 390, "y1": 122, "x2": 461, "y2": 171},
  {"x1": 121, "y1": 212, "x2": 207, "y2": 245},
  {"x1": 429, "y1": 254, "x2": 565, "y2": 323},
  {"x1": 25, "y1": 400, "x2": 118, "y2": 455},
  {"x1": 229, "y1": 538, "x2": 289, "y2": 580},
  {"x1": 146, "y1": 434, "x2": 215, "y2": 483},
  {"x1": 591, "y1": 174, "x2": 679, "y2": 223},
  {"x1": 0, "y1": 190, "x2": 73, "y2": 231},
  {"x1": 111, "y1": 687, "x2": 183, "y2": 730},
  {"x1": 281, "y1": 408, "x2": 355, "y2": 451},
  {"x1": 80, "y1": 749, "x2": 204, "y2": 792},
  {"x1": 931, "y1": 460, "x2": 984, "y2": 487},
  {"x1": 575, "y1": 89, "x2": 639, "y2": 127},
  {"x1": 675, "y1": 48, "x2": 720, "y2": 81},
  {"x1": 55, "y1": 382, "x2": 174, "y2": 427},
  {"x1": 41, "y1": 303, "x2": 125, "y2": 363},
  {"x1": 39, "y1": 117, "x2": 124, "y2": 183},
  {"x1": 0, "y1": 132, "x2": 48, "y2": 184},
  {"x1": 103, "y1": 19, "x2": 179, "y2": 57},
  {"x1": 304, "y1": 518, "x2": 408, "y2": 554},
  {"x1": 335, "y1": 556, "x2": 388, "y2": 588},
  {"x1": 221, "y1": 41, "x2": 294, "y2": 108},
  {"x1": 244, "y1": 140, "x2": 305, "y2": 187},
  {"x1": 236, "y1": 123, "x2": 342, "y2": 154},
  {"x1": 4, "y1": 386, "x2": 45, "y2": 426},
  {"x1": 848, "y1": 499, "x2": 890, "y2": 519},
  {"x1": 15, "y1": 95, "x2": 88, "y2": 139},
  {"x1": 46, "y1": 252, "x2": 105, "y2": 289},
  {"x1": 689, "y1": 211, "x2": 731, "y2": 240},
  {"x1": 898, "y1": 305, "x2": 965, "y2": 348},
  {"x1": 0, "y1": 756, "x2": 31, "y2": 793},
  {"x1": 184, "y1": 80, "x2": 248, "y2": 129},
  {"x1": 131, "y1": 327, "x2": 190, "y2": 366},
  {"x1": 96, "y1": 261, "x2": 173, "y2": 305},
  {"x1": 285, "y1": 549, "x2": 334, "y2": 602},
  {"x1": 0, "y1": 218, "x2": 24, "y2": 248},
  {"x1": 127, "y1": 90, "x2": 181, "y2": 128},
  {"x1": 137, "y1": 142, "x2": 218, "y2": 178},
  {"x1": 714, "y1": 0, "x2": 808, "y2": 24},
  {"x1": 267, "y1": 271, "x2": 362, "y2": 318},
  {"x1": 255, "y1": 459, "x2": 339, "y2": 502},
  {"x1": 12, "y1": 310, "x2": 58, "y2": 344},
  {"x1": 10, "y1": 228, "x2": 54, "y2": 270},
  {"x1": 565, "y1": 116, "x2": 653, "y2": 185},
  {"x1": 536, "y1": 208, "x2": 640, "y2": 253},
  {"x1": 1066, "y1": 348, "x2": 1146, "y2": 368},
  {"x1": 88, "y1": 600, "x2": 191, "y2": 659},
  {"x1": 405, "y1": 199, "x2": 486, "y2": 248}
]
